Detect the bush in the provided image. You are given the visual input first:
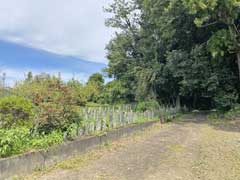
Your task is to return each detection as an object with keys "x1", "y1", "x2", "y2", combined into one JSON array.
[
  {"x1": 36, "y1": 103, "x2": 80, "y2": 133},
  {"x1": 0, "y1": 96, "x2": 35, "y2": 128},
  {"x1": 224, "y1": 104, "x2": 240, "y2": 120},
  {"x1": 0, "y1": 127, "x2": 64, "y2": 158},
  {"x1": 67, "y1": 79, "x2": 87, "y2": 106},
  {"x1": 0, "y1": 127, "x2": 30, "y2": 158},
  {"x1": 135, "y1": 100, "x2": 160, "y2": 112},
  {"x1": 214, "y1": 91, "x2": 238, "y2": 112},
  {"x1": 99, "y1": 80, "x2": 128, "y2": 104},
  {"x1": 30, "y1": 130, "x2": 63, "y2": 149},
  {"x1": 66, "y1": 123, "x2": 79, "y2": 140},
  {"x1": 14, "y1": 75, "x2": 81, "y2": 133}
]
